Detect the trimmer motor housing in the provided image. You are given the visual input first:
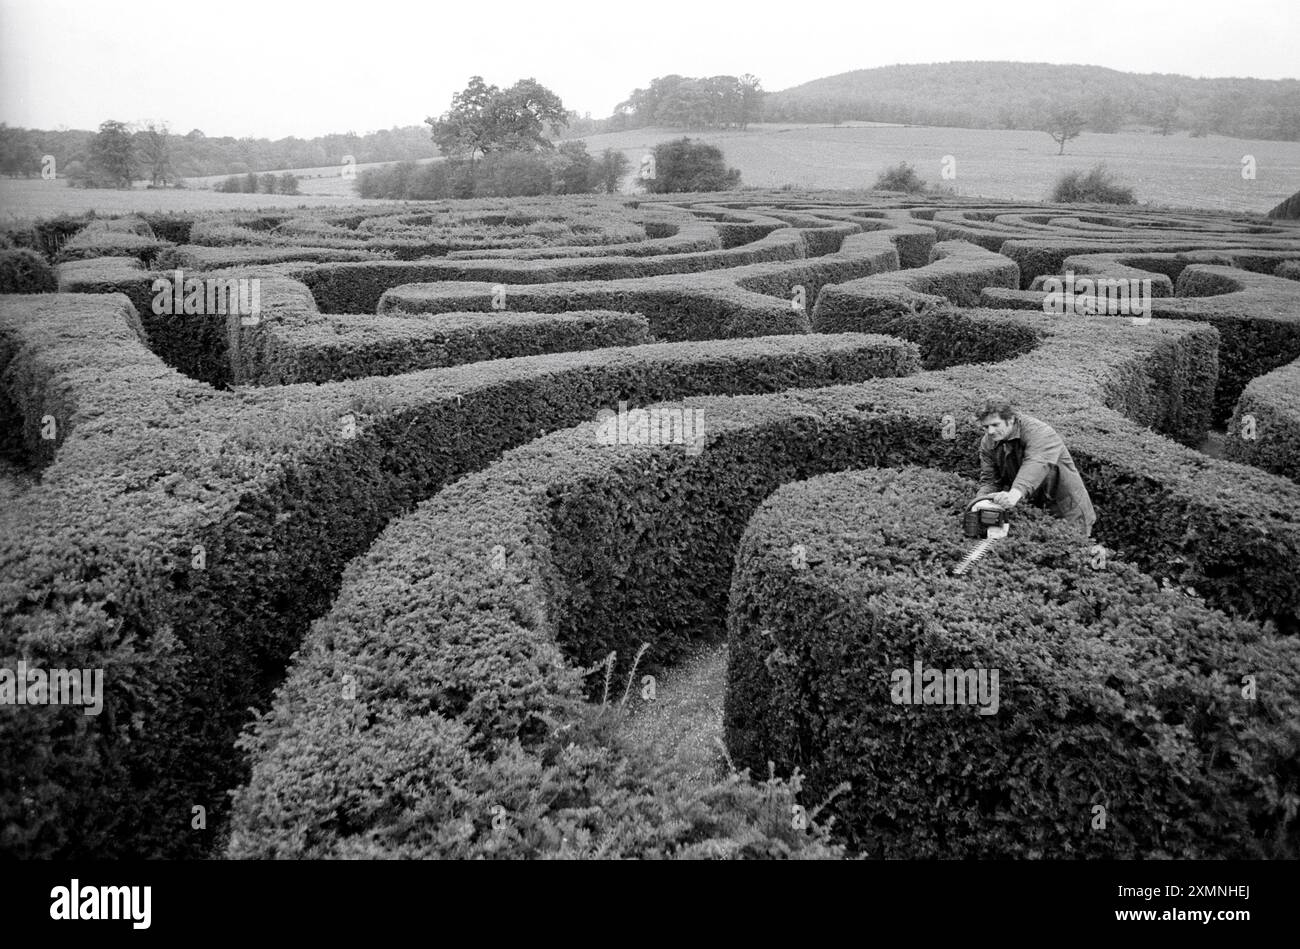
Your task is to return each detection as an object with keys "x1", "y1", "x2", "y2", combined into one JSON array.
[{"x1": 962, "y1": 506, "x2": 1011, "y2": 539}]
